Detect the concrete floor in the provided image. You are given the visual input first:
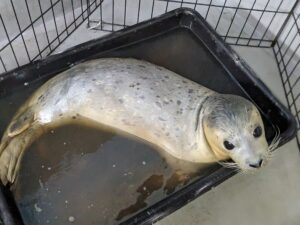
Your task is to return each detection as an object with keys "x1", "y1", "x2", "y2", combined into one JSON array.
[{"x1": 156, "y1": 46, "x2": 300, "y2": 225}]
